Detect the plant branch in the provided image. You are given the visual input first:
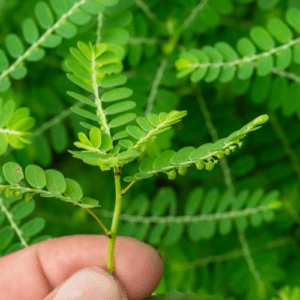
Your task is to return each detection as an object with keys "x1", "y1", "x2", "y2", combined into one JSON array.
[
  {"x1": 181, "y1": 237, "x2": 293, "y2": 269},
  {"x1": 196, "y1": 88, "x2": 263, "y2": 287},
  {"x1": 32, "y1": 102, "x2": 84, "y2": 138},
  {"x1": 84, "y1": 207, "x2": 109, "y2": 236},
  {"x1": 91, "y1": 51, "x2": 111, "y2": 136},
  {"x1": 121, "y1": 181, "x2": 135, "y2": 196},
  {"x1": 95, "y1": 13, "x2": 103, "y2": 47},
  {"x1": 0, "y1": 197, "x2": 28, "y2": 248},
  {"x1": 181, "y1": 0, "x2": 209, "y2": 30},
  {"x1": 0, "y1": 0, "x2": 87, "y2": 82},
  {"x1": 107, "y1": 167, "x2": 123, "y2": 274},
  {"x1": 268, "y1": 110, "x2": 300, "y2": 182},
  {"x1": 145, "y1": 58, "x2": 168, "y2": 115},
  {"x1": 100, "y1": 203, "x2": 279, "y2": 224},
  {"x1": 191, "y1": 37, "x2": 300, "y2": 70}
]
